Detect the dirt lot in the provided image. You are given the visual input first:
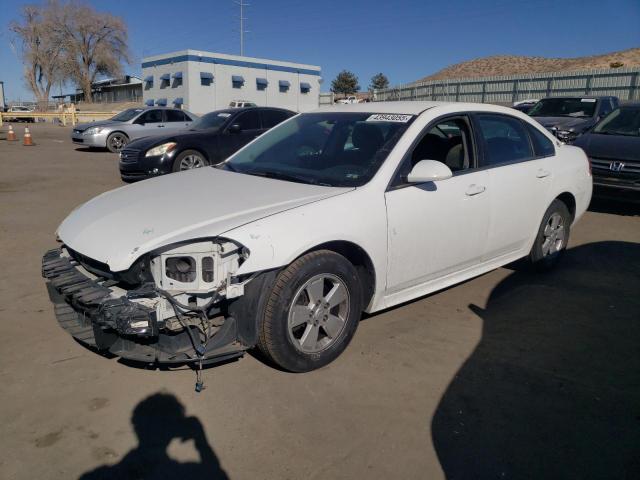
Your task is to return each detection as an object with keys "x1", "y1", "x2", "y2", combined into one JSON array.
[{"x1": 1, "y1": 123, "x2": 639, "y2": 479}]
